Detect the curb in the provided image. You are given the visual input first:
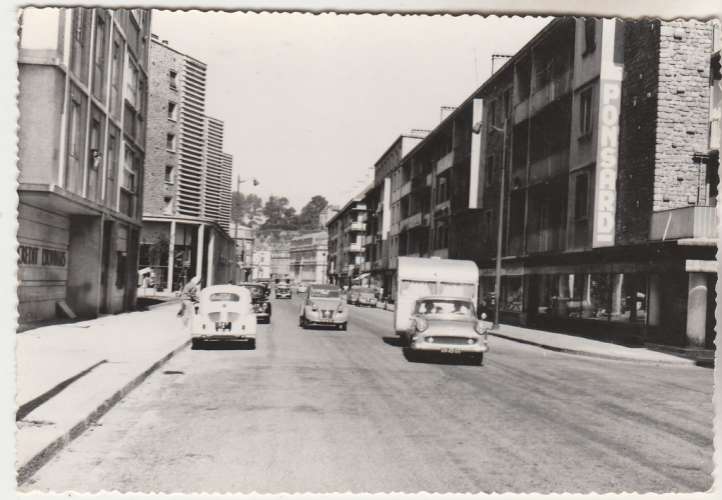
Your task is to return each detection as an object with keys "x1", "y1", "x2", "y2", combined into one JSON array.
[
  {"x1": 488, "y1": 331, "x2": 695, "y2": 366},
  {"x1": 17, "y1": 337, "x2": 191, "y2": 485}
]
